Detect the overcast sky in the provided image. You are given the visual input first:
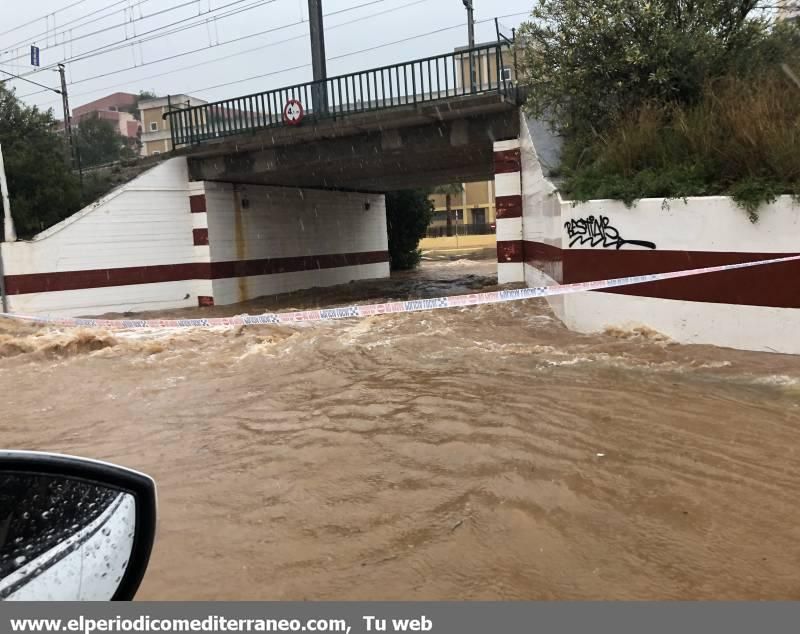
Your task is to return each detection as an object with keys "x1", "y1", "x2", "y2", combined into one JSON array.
[{"x1": 0, "y1": 0, "x2": 532, "y2": 114}]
